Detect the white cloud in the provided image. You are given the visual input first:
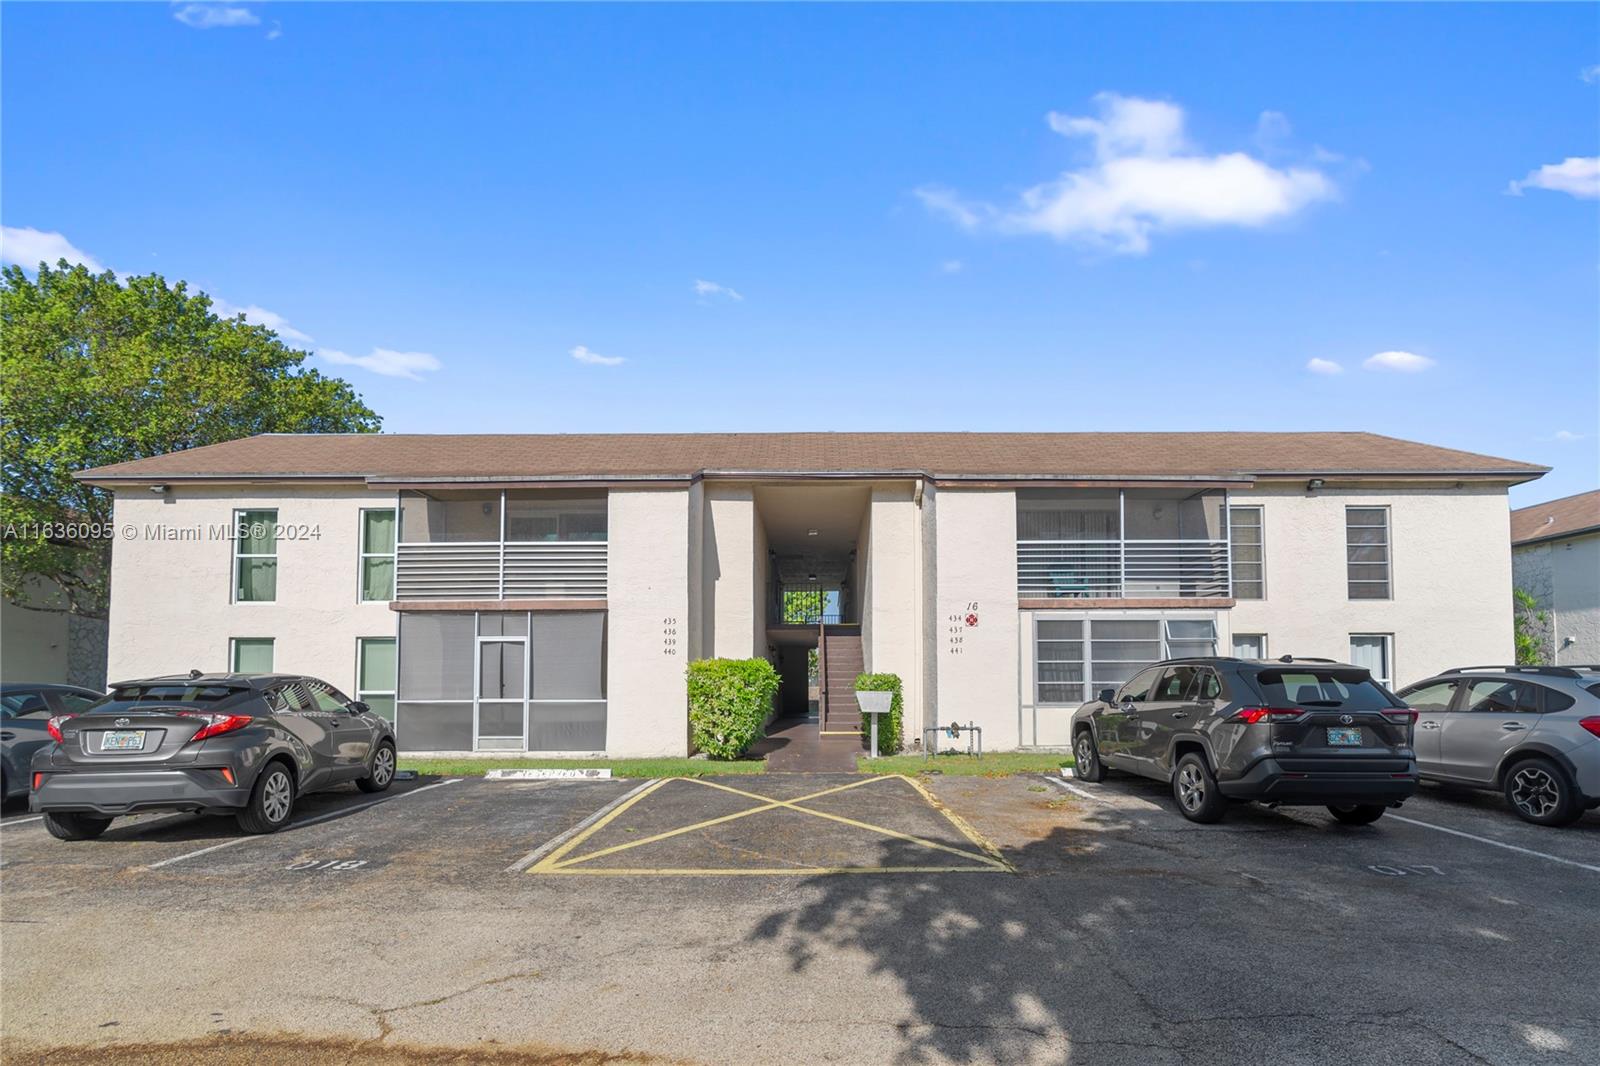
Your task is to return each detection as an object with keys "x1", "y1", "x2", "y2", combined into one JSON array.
[
  {"x1": 1507, "y1": 157, "x2": 1600, "y2": 200},
  {"x1": 940, "y1": 259, "x2": 964, "y2": 274},
  {"x1": 1582, "y1": 65, "x2": 1600, "y2": 84},
  {"x1": 1552, "y1": 430, "x2": 1587, "y2": 443},
  {"x1": 1306, "y1": 357, "x2": 1343, "y2": 375},
  {"x1": 211, "y1": 296, "x2": 313, "y2": 344},
  {"x1": 917, "y1": 93, "x2": 1337, "y2": 255},
  {"x1": 1363, "y1": 350, "x2": 1435, "y2": 373},
  {"x1": 171, "y1": 4, "x2": 260, "y2": 29},
  {"x1": 319, "y1": 348, "x2": 441, "y2": 381},
  {"x1": 0, "y1": 226, "x2": 109, "y2": 273},
  {"x1": 569, "y1": 345, "x2": 625, "y2": 367},
  {"x1": 693, "y1": 279, "x2": 743, "y2": 302},
  {"x1": 1253, "y1": 110, "x2": 1293, "y2": 149}
]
